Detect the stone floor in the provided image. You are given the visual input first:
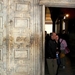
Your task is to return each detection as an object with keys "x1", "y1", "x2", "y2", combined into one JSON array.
[{"x1": 45, "y1": 55, "x2": 75, "y2": 75}]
